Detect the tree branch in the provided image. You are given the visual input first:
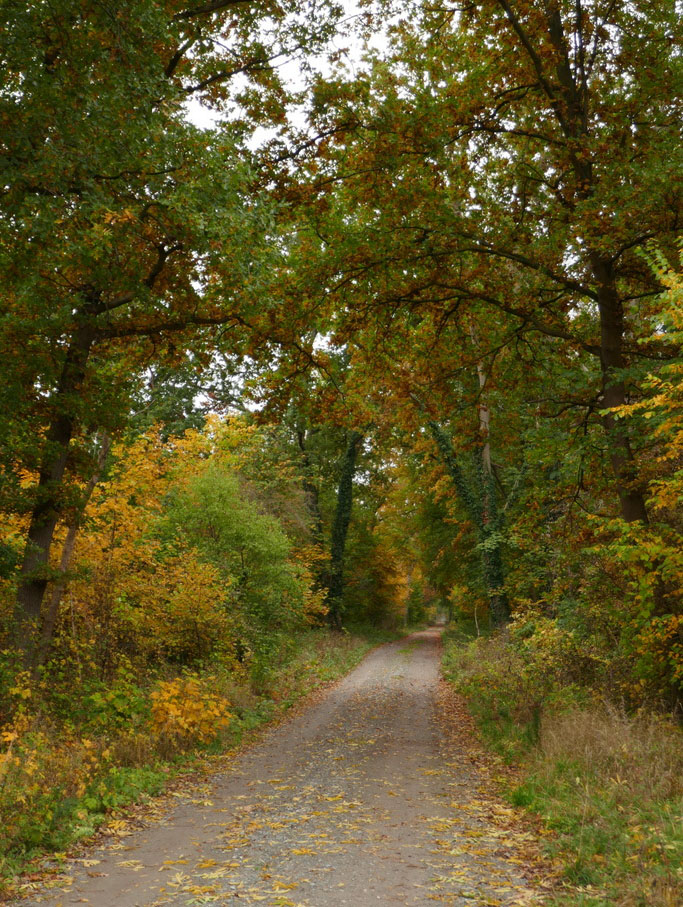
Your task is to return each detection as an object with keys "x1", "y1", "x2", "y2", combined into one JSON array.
[
  {"x1": 495, "y1": 0, "x2": 572, "y2": 136},
  {"x1": 174, "y1": 0, "x2": 254, "y2": 21},
  {"x1": 457, "y1": 236, "x2": 599, "y2": 300},
  {"x1": 165, "y1": 36, "x2": 197, "y2": 78},
  {"x1": 99, "y1": 313, "x2": 239, "y2": 339}
]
